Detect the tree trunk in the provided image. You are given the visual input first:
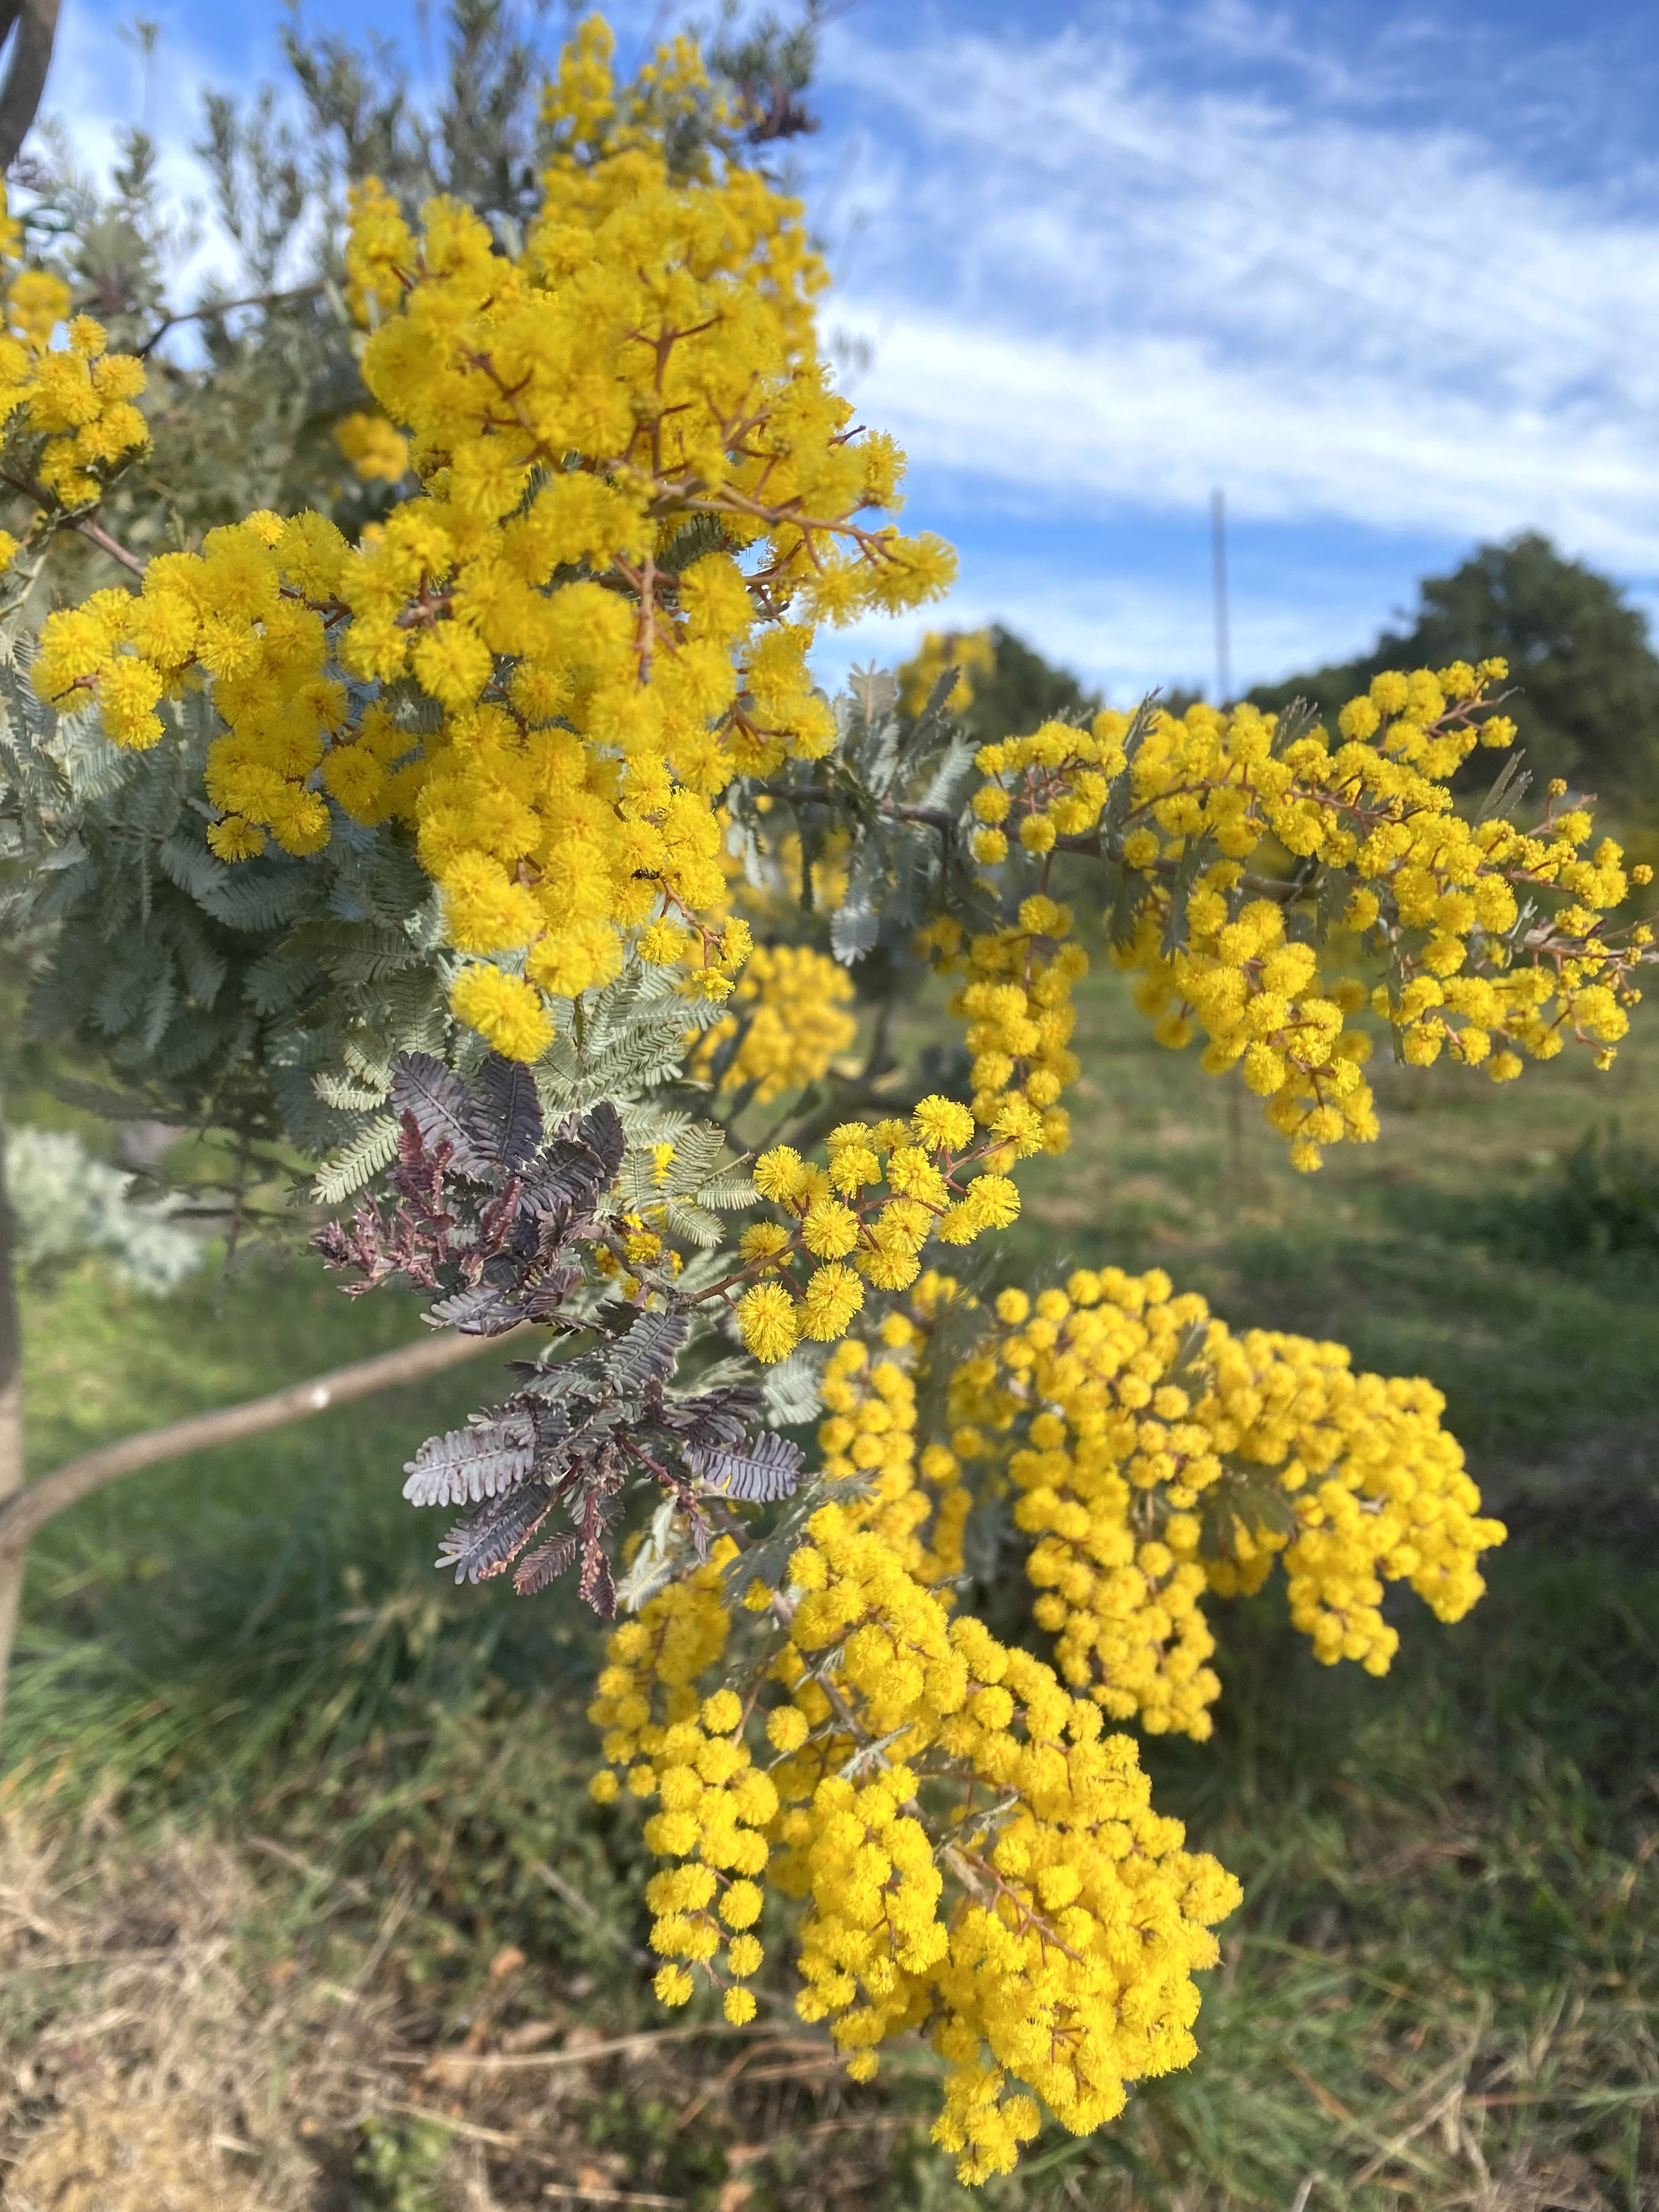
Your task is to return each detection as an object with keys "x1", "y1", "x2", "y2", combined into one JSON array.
[{"x1": 0, "y1": 0, "x2": 60, "y2": 168}]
